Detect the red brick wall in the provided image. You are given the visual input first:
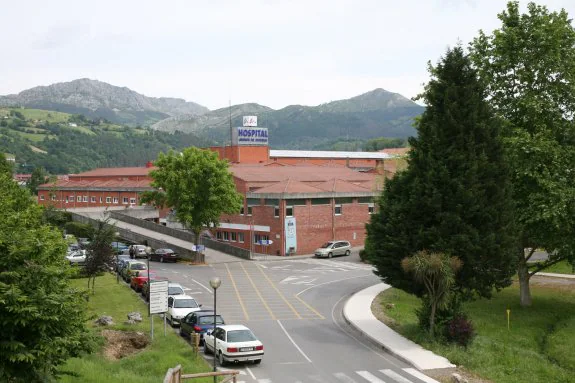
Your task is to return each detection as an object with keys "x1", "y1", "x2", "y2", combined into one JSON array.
[
  {"x1": 37, "y1": 189, "x2": 144, "y2": 209},
  {"x1": 209, "y1": 146, "x2": 270, "y2": 164}
]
